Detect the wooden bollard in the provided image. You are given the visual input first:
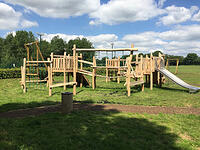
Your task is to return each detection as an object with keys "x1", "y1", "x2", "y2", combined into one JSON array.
[{"x1": 61, "y1": 92, "x2": 73, "y2": 113}]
